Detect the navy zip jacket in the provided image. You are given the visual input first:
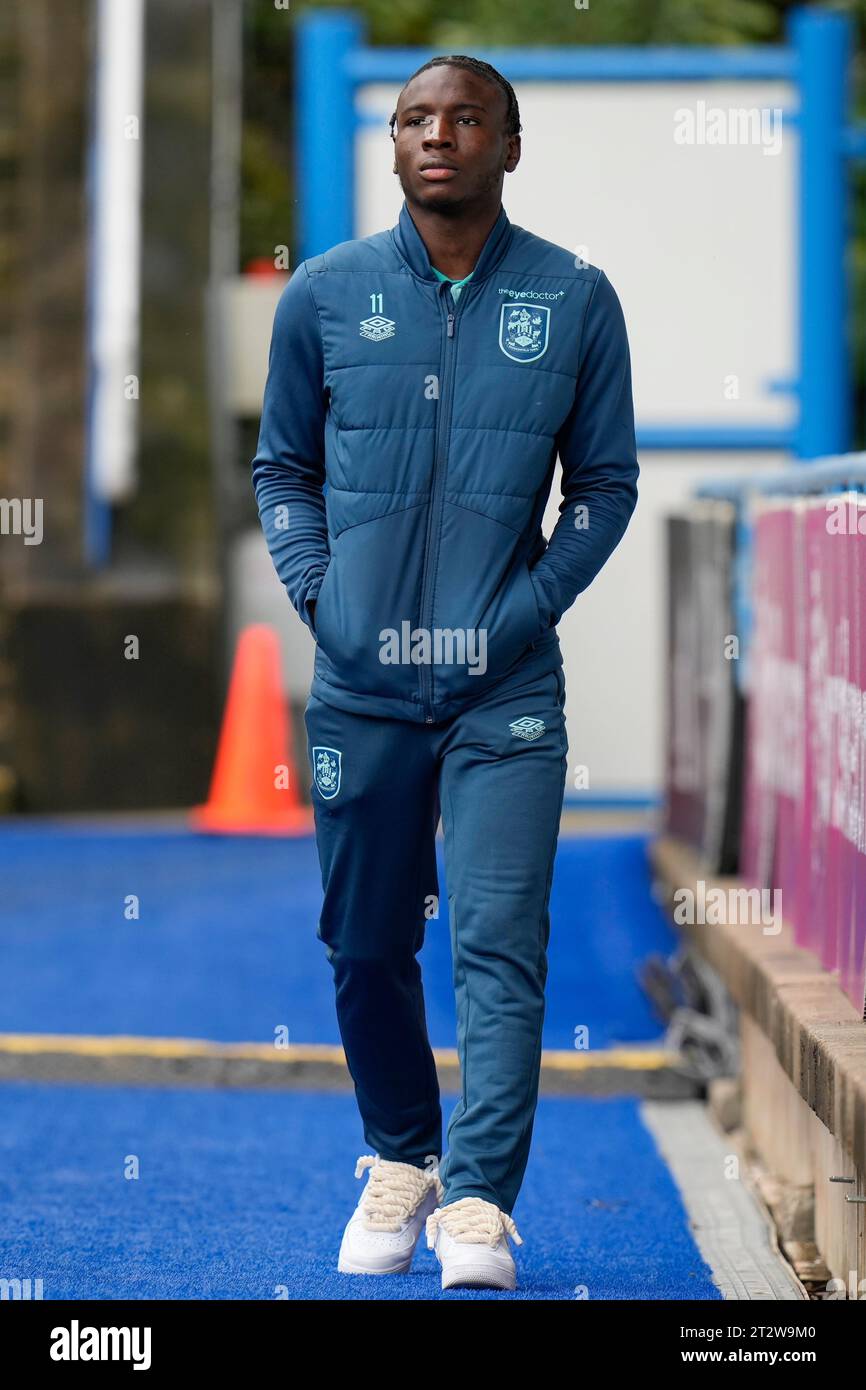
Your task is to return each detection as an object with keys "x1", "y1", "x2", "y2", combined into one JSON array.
[{"x1": 252, "y1": 200, "x2": 639, "y2": 724}]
